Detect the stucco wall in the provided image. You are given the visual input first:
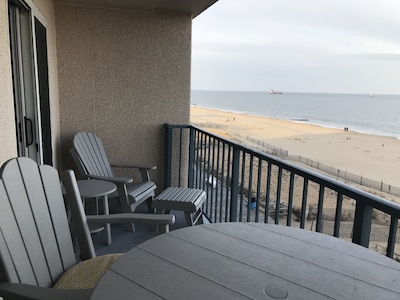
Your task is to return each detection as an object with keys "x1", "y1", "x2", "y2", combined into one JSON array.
[
  {"x1": 0, "y1": 0, "x2": 17, "y2": 165},
  {"x1": 55, "y1": 4, "x2": 192, "y2": 189}
]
